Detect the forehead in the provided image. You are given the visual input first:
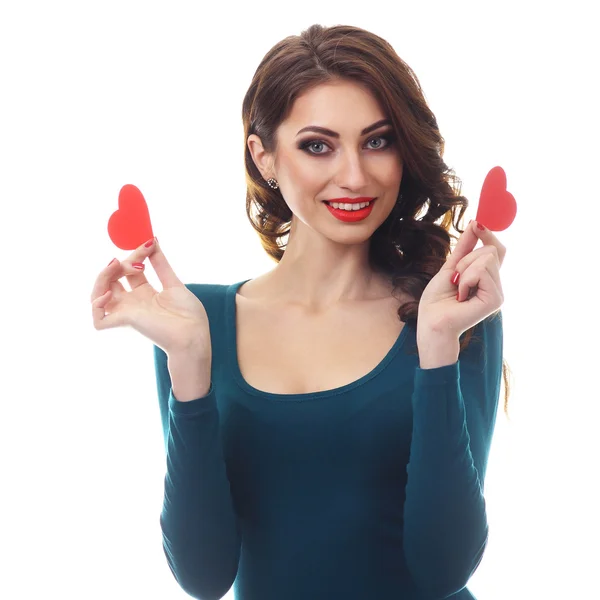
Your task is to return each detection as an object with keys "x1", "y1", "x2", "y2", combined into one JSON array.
[{"x1": 281, "y1": 80, "x2": 386, "y2": 133}]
